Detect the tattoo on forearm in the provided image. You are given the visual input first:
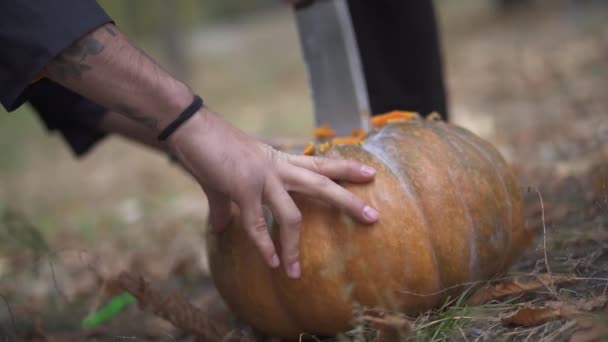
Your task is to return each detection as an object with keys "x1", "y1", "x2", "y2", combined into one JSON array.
[
  {"x1": 114, "y1": 104, "x2": 159, "y2": 130},
  {"x1": 46, "y1": 33, "x2": 105, "y2": 81}
]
